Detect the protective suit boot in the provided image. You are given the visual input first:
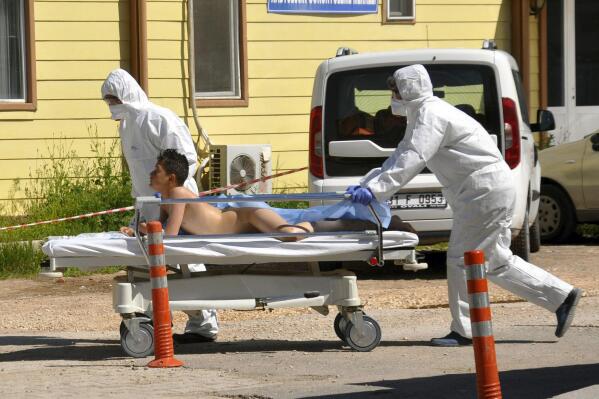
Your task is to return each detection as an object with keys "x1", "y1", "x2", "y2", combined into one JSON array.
[
  {"x1": 430, "y1": 331, "x2": 472, "y2": 347},
  {"x1": 555, "y1": 287, "x2": 582, "y2": 338}
]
